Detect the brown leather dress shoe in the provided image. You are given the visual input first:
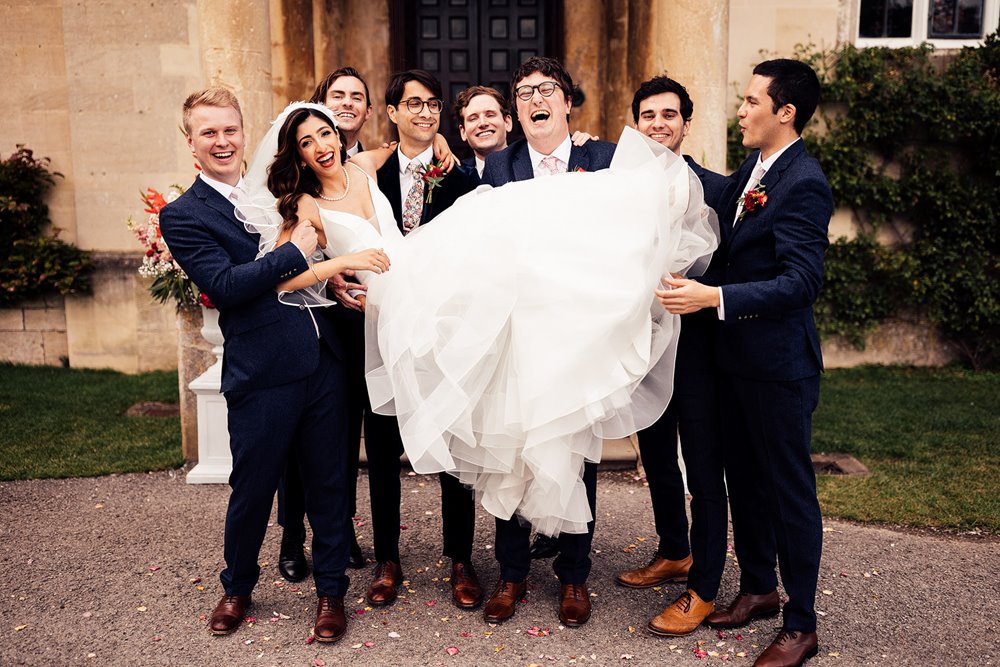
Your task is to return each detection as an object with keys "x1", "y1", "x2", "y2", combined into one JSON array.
[
  {"x1": 483, "y1": 579, "x2": 527, "y2": 624},
  {"x1": 705, "y1": 590, "x2": 781, "y2": 628},
  {"x1": 209, "y1": 595, "x2": 251, "y2": 635},
  {"x1": 753, "y1": 629, "x2": 818, "y2": 667},
  {"x1": 558, "y1": 583, "x2": 592, "y2": 627},
  {"x1": 365, "y1": 560, "x2": 403, "y2": 607},
  {"x1": 313, "y1": 596, "x2": 347, "y2": 643},
  {"x1": 647, "y1": 589, "x2": 714, "y2": 636},
  {"x1": 451, "y1": 560, "x2": 484, "y2": 609},
  {"x1": 616, "y1": 554, "x2": 693, "y2": 588}
]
